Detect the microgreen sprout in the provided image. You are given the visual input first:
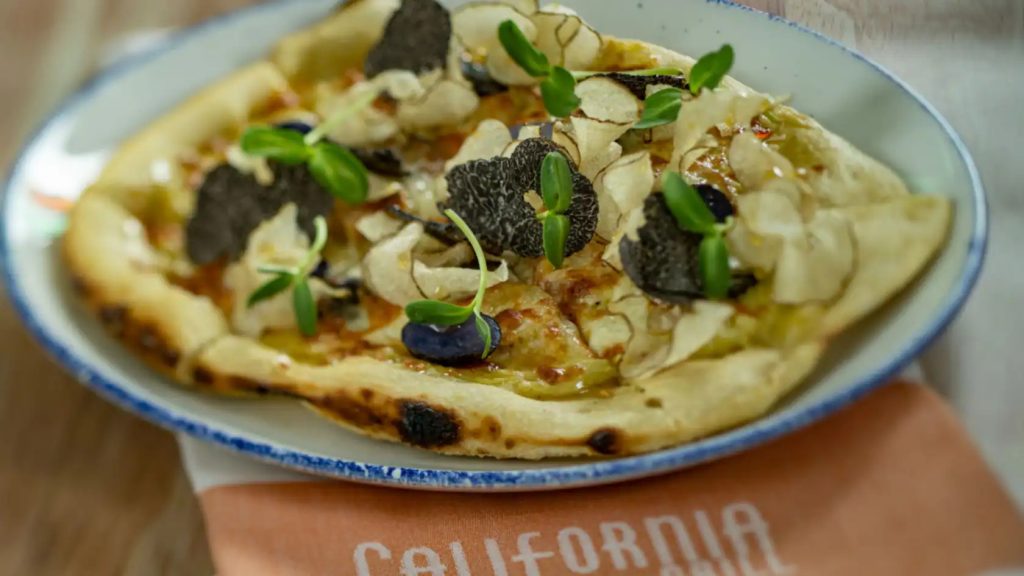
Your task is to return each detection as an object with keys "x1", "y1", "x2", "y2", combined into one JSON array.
[
  {"x1": 661, "y1": 171, "x2": 732, "y2": 299},
  {"x1": 635, "y1": 44, "x2": 735, "y2": 130},
  {"x1": 404, "y1": 209, "x2": 494, "y2": 357},
  {"x1": 247, "y1": 216, "x2": 329, "y2": 336},
  {"x1": 498, "y1": 19, "x2": 581, "y2": 118},
  {"x1": 240, "y1": 90, "x2": 379, "y2": 204},
  {"x1": 537, "y1": 151, "x2": 574, "y2": 268}
]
